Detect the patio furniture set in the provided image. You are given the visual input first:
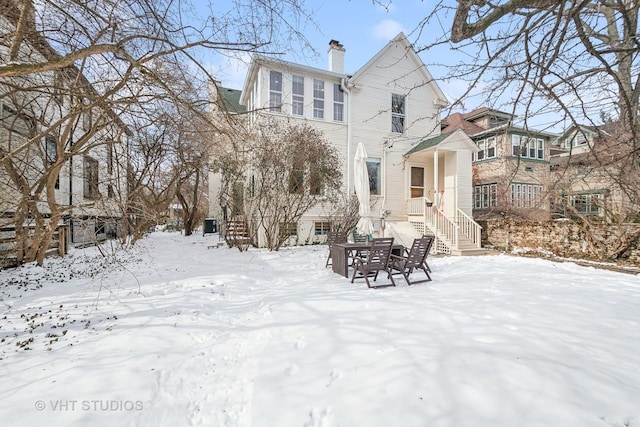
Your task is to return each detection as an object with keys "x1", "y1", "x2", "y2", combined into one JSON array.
[{"x1": 326, "y1": 230, "x2": 434, "y2": 289}]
